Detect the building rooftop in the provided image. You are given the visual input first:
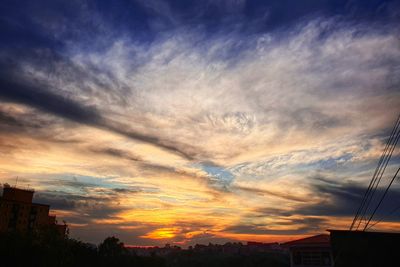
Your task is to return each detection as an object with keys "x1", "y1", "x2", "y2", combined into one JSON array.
[
  {"x1": 283, "y1": 234, "x2": 330, "y2": 248},
  {"x1": 2, "y1": 185, "x2": 35, "y2": 203}
]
